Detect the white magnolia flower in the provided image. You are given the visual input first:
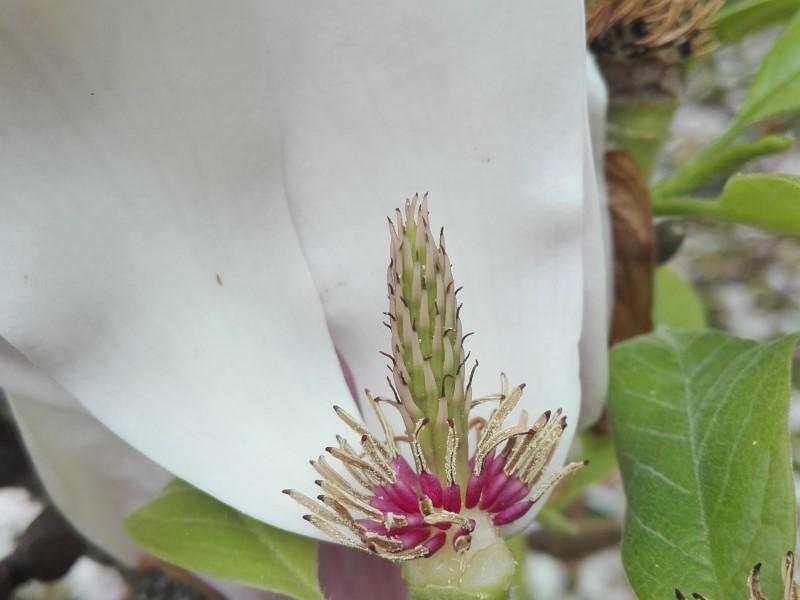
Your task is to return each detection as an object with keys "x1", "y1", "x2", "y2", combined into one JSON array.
[{"x1": 0, "y1": 0, "x2": 609, "y2": 590}]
